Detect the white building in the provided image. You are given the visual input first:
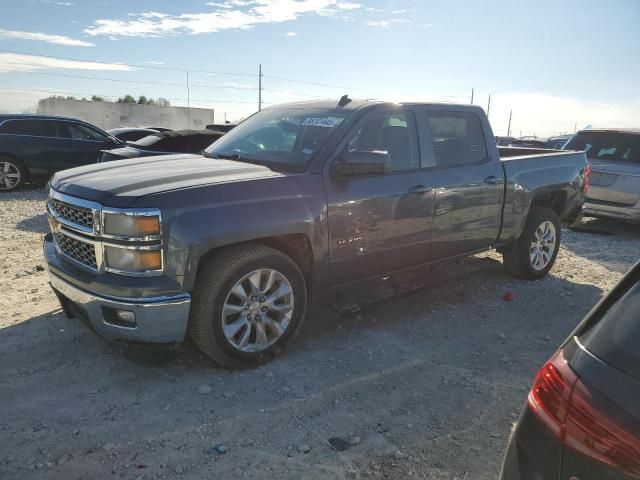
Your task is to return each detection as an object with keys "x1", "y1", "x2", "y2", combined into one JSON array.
[{"x1": 37, "y1": 98, "x2": 215, "y2": 131}]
